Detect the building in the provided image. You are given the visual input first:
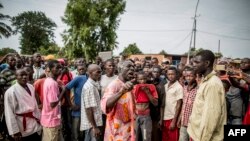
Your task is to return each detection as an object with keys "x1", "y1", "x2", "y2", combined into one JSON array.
[{"x1": 129, "y1": 54, "x2": 188, "y2": 66}]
